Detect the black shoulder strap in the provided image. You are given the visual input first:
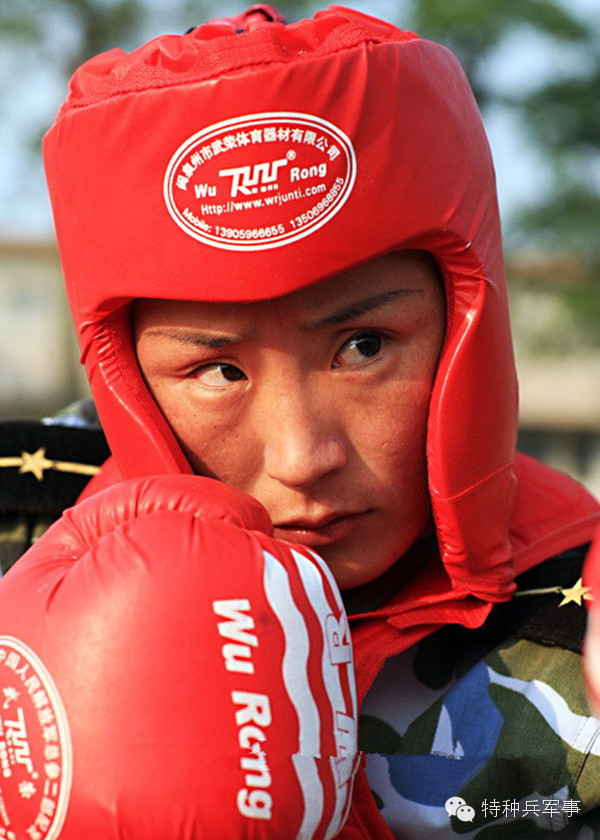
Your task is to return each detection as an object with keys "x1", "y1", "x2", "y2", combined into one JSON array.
[
  {"x1": 512, "y1": 546, "x2": 590, "y2": 654},
  {"x1": 0, "y1": 420, "x2": 110, "y2": 517},
  {"x1": 413, "y1": 545, "x2": 591, "y2": 689},
  {"x1": 471, "y1": 545, "x2": 590, "y2": 655}
]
